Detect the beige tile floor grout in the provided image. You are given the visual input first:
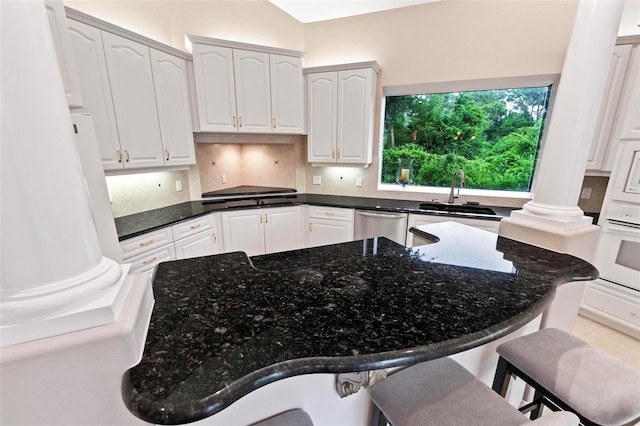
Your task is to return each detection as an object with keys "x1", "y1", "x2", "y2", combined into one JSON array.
[{"x1": 572, "y1": 314, "x2": 640, "y2": 370}]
